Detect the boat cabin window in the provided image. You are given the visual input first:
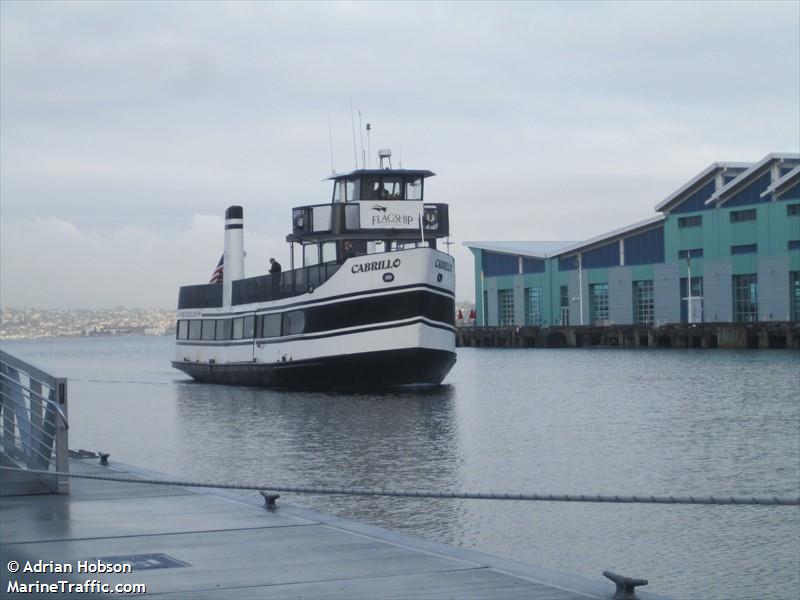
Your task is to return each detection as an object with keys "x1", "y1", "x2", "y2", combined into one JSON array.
[
  {"x1": 201, "y1": 320, "x2": 216, "y2": 340},
  {"x1": 322, "y1": 241, "x2": 336, "y2": 263},
  {"x1": 243, "y1": 315, "x2": 255, "y2": 339},
  {"x1": 303, "y1": 243, "x2": 319, "y2": 266},
  {"x1": 188, "y1": 320, "x2": 202, "y2": 340},
  {"x1": 312, "y1": 205, "x2": 332, "y2": 232},
  {"x1": 406, "y1": 177, "x2": 423, "y2": 200},
  {"x1": 333, "y1": 179, "x2": 358, "y2": 203},
  {"x1": 261, "y1": 313, "x2": 281, "y2": 338},
  {"x1": 216, "y1": 319, "x2": 232, "y2": 341},
  {"x1": 283, "y1": 310, "x2": 305, "y2": 335},
  {"x1": 362, "y1": 176, "x2": 403, "y2": 200},
  {"x1": 232, "y1": 317, "x2": 244, "y2": 340},
  {"x1": 177, "y1": 320, "x2": 188, "y2": 340}
]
